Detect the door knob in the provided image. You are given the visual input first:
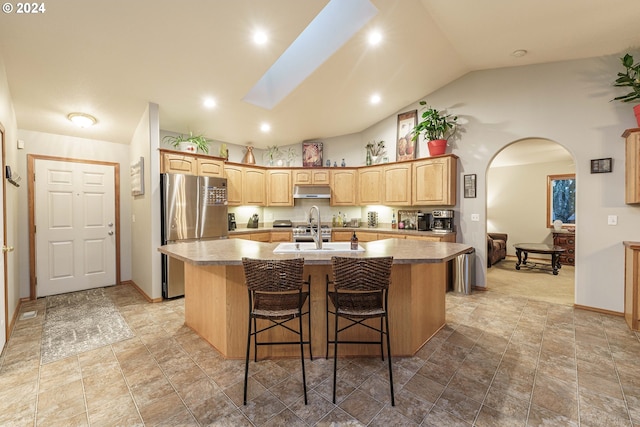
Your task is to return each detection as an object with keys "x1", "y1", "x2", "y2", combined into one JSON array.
[
  {"x1": 108, "y1": 231, "x2": 114, "y2": 236},
  {"x1": 2, "y1": 246, "x2": 14, "y2": 253}
]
